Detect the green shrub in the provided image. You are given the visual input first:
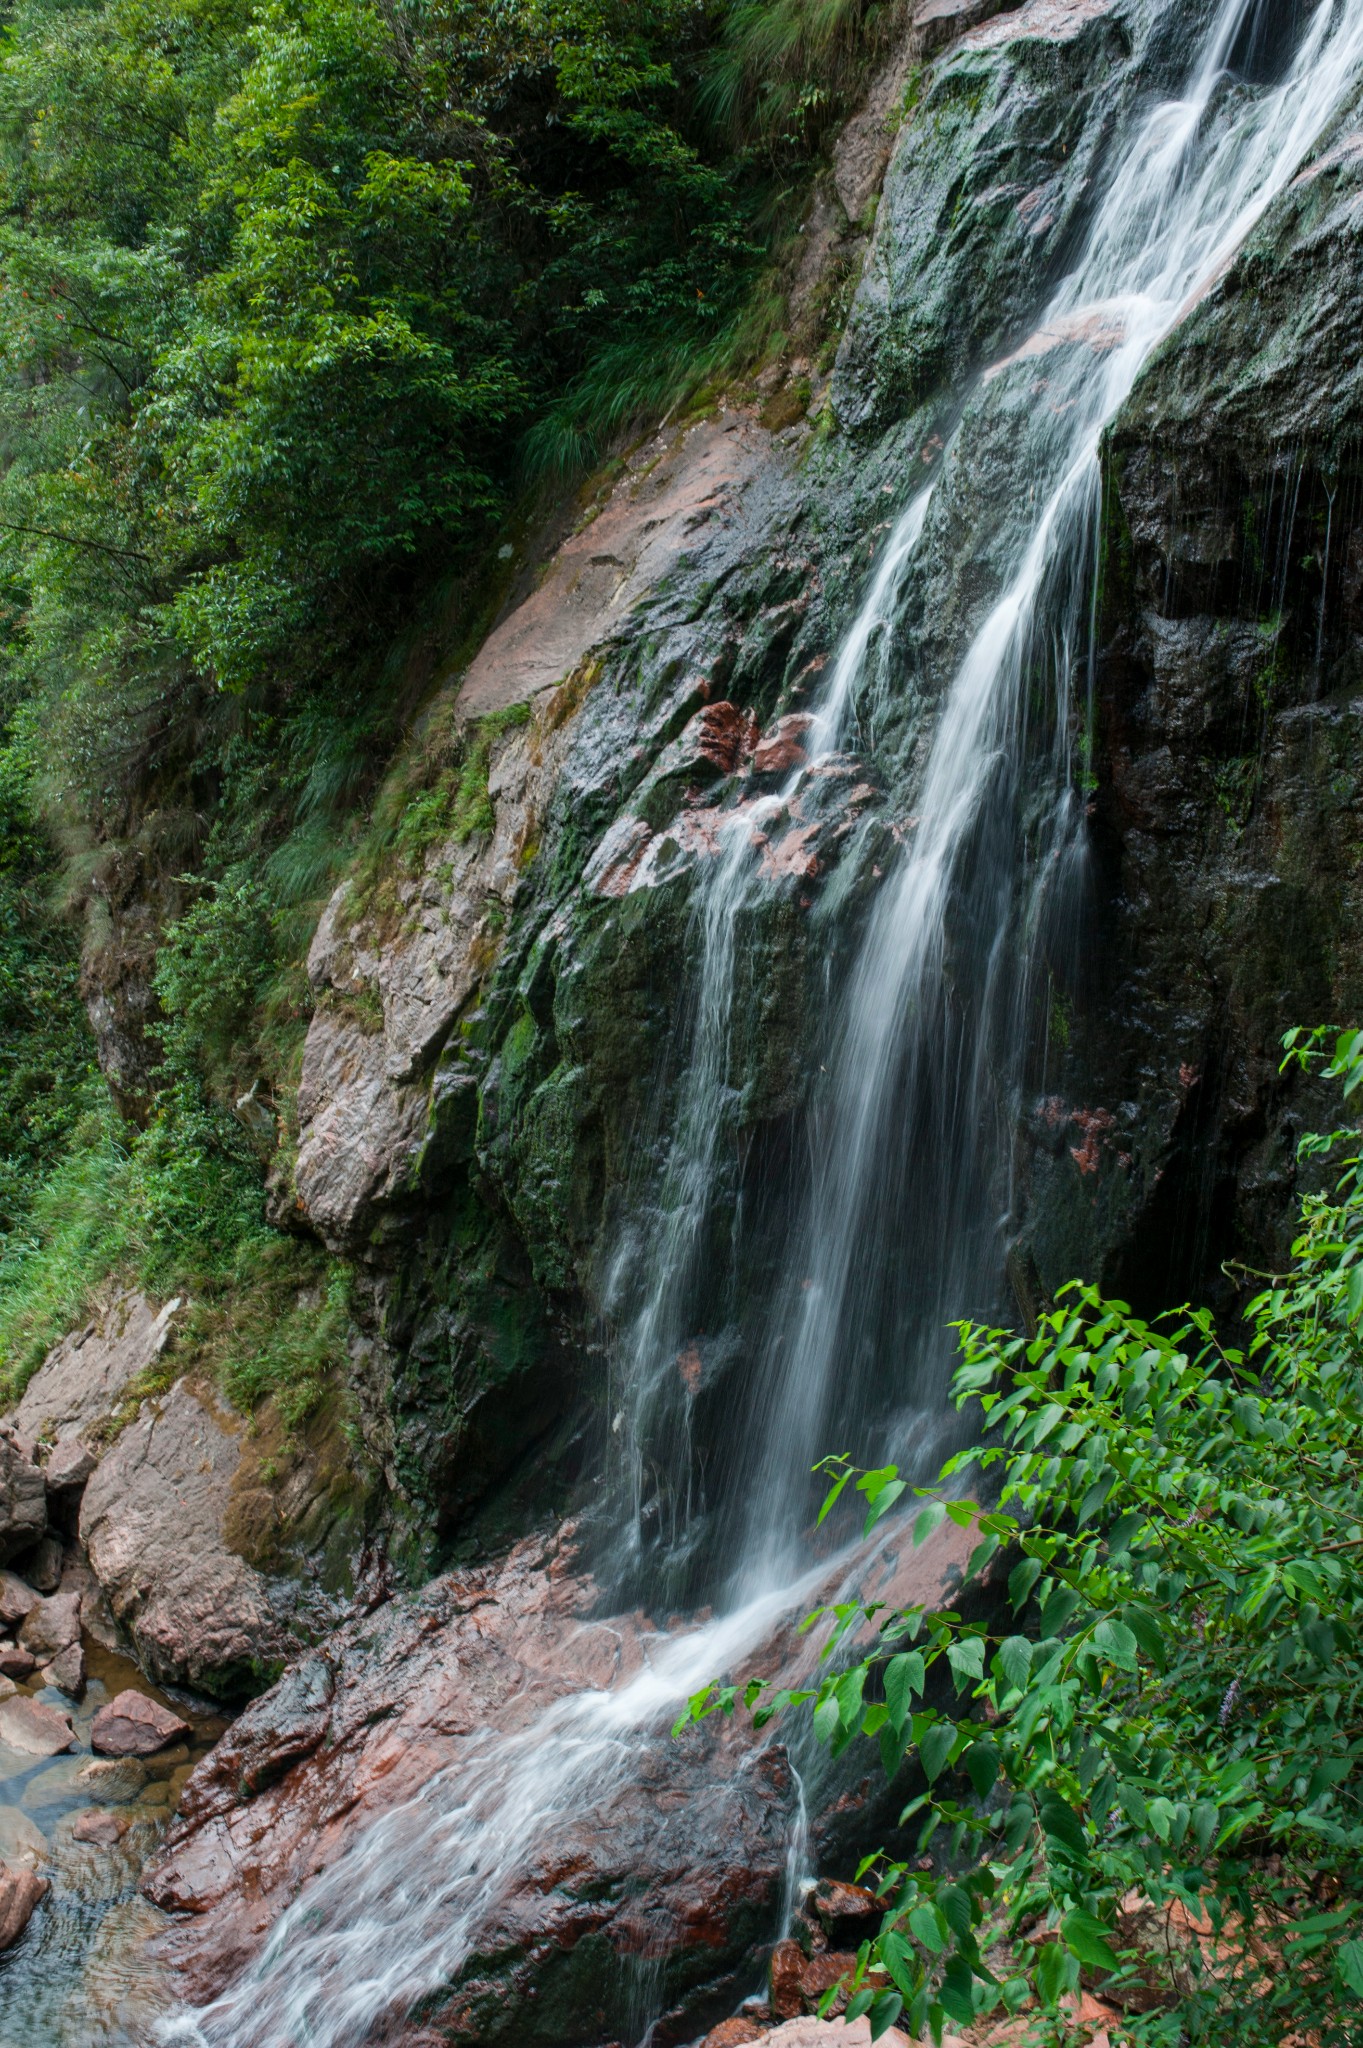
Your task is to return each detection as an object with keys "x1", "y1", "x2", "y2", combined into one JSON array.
[{"x1": 682, "y1": 1029, "x2": 1363, "y2": 2047}]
